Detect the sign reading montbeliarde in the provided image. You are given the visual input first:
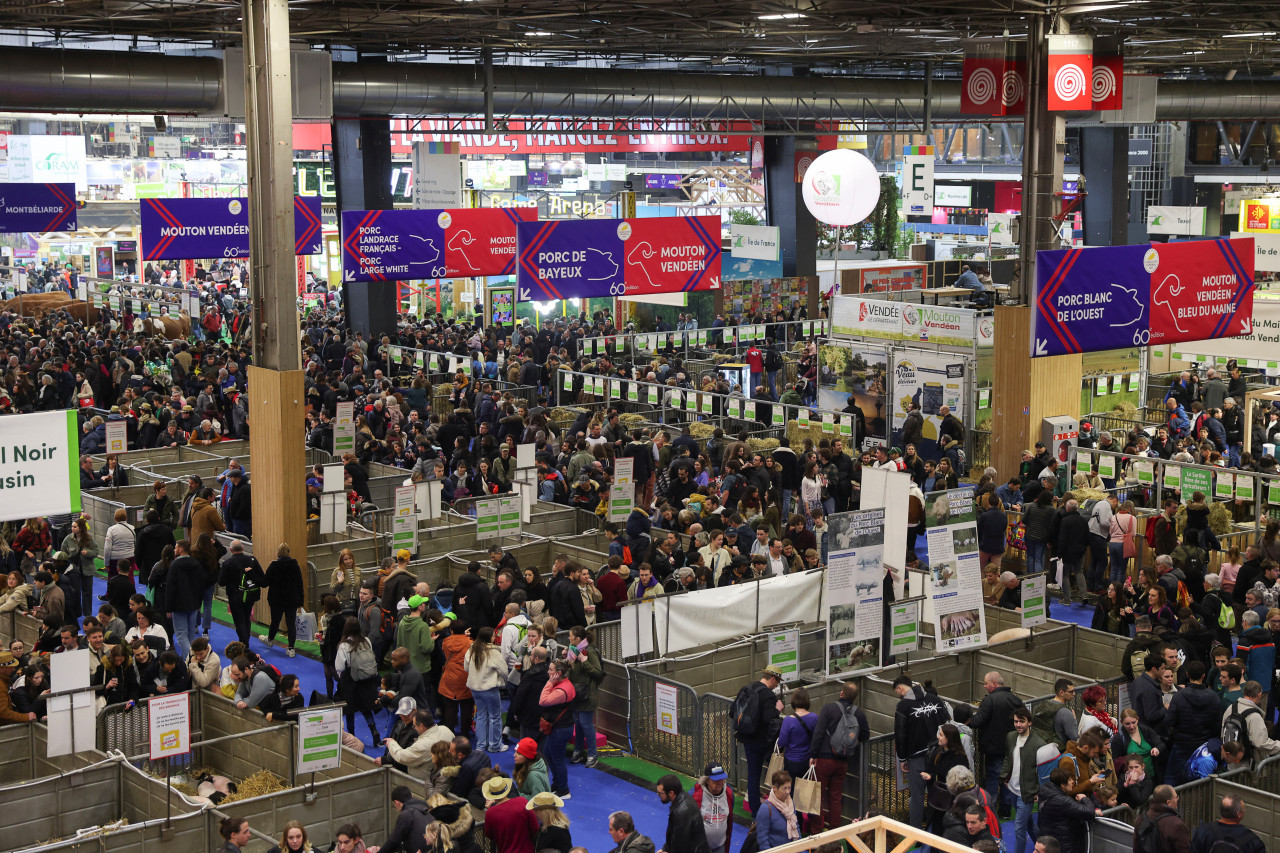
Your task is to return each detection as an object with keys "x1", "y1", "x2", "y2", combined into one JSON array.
[{"x1": 0, "y1": 410, "x2": 81, "y2": 521}]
